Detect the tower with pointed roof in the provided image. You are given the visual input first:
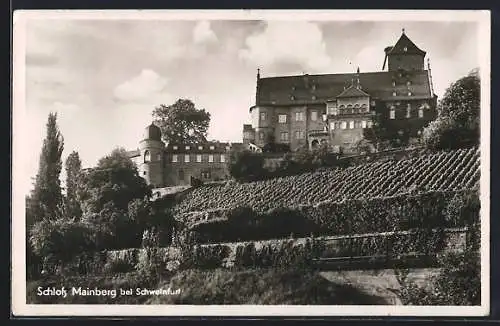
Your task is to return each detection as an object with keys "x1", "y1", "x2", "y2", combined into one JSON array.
[{"x1": 383, "y1": 29, "x2": 426, "y2": 72}]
